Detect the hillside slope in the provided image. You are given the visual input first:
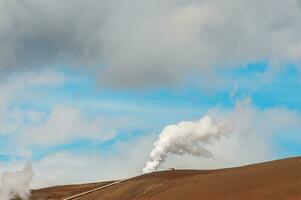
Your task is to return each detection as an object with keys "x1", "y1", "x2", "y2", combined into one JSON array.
[
  {"x1": 30, "y1": 181, "x2": 114, "y2": 200},
  {"x1": 31, "y1": 157, "x2": 301, "y2": 200}
]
